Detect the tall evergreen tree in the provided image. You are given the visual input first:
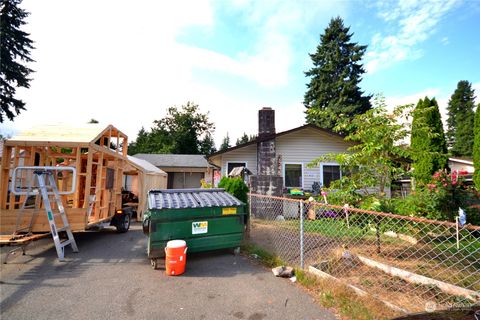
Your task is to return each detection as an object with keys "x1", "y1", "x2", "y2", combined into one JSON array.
[
  {"x1": 199, "y1": 132, "x2": 216, "y2": 155},
  {"x1": 304, "y1": 16, "x2": 371, "y2": 132},
  {"x1": 446, "y1": 80, "x2": 476, "y2": 156},
  {"x1": 0, "y1": 0, "x2": 34, "y2": 122},
  {"x1": 236, "y1": 132, "x2": 253, "y2": 146},
  {"x1": 219, "y1": 133, "x2": 231, "y2": 151},
  {"x1": 473, "y1": 105, "x2": 480, "y2": 190},
  {"x1": 411, "y1": 97, "x2": 448, "y2": 184}
]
